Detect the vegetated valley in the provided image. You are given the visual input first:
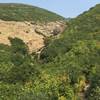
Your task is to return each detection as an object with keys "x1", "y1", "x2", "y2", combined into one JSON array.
[{"x1": 0, "y1": 3, "x2": 100, "y2": 100}]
